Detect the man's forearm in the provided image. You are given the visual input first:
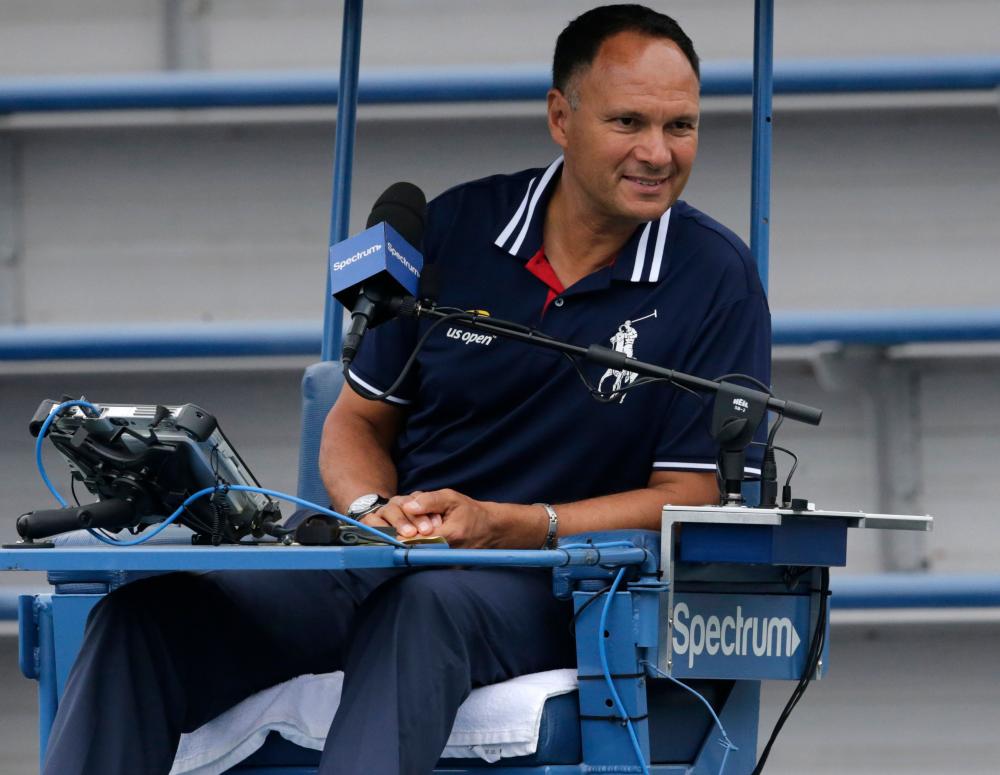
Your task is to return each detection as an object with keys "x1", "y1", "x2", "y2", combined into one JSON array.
[
  {"x1": 320, "y1": 409, "x2": 398, "y2": 513},
  {"x1": 479, "y1": 475, "x2": 718, "y2": 549},
  {"x1": 553, "y1": 482, "x2": 714, "y2": 535},
  {"x1": 389, "y1": 471, "x2": 717, "y2": 548}
]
